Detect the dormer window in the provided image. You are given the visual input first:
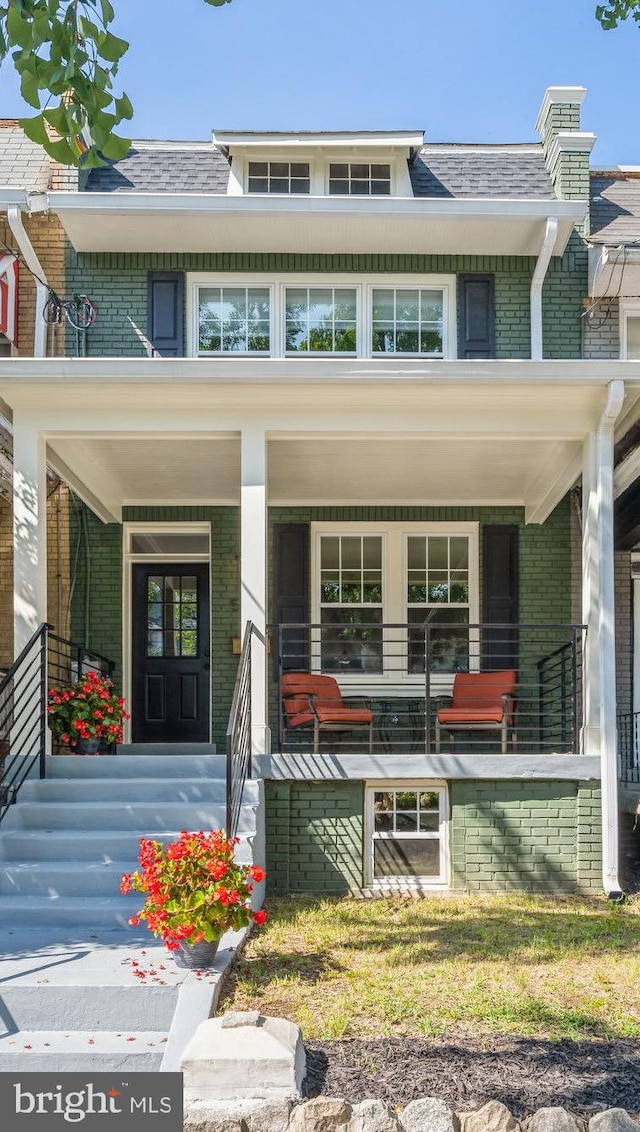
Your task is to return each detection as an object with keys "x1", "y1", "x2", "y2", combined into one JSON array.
[
  {"x1": 329, "y1": 163, "x2": 391, "y2": 196},
  {"x1": 247, "y1": 161, "x2": 310, "y2": 194}
]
